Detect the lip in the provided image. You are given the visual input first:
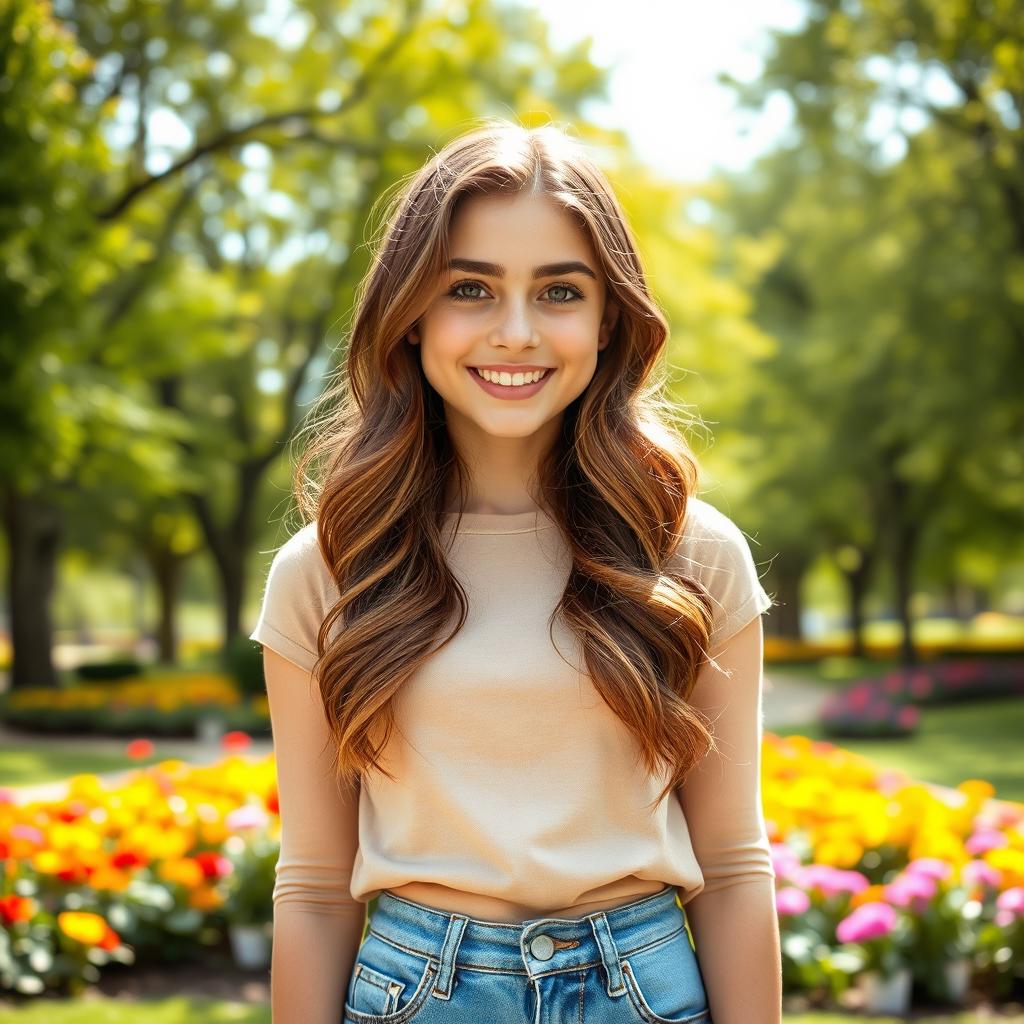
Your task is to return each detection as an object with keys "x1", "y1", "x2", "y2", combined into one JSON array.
[
  {"x1": 467, "y1": 366, "x2": 554, "y2": 400},
  {"x1": 470, "y1": 364, "x2": 553, "y2": 373}
]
